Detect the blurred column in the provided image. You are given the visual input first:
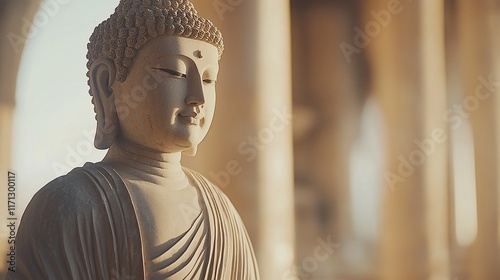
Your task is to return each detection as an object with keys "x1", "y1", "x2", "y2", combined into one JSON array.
[
  {"x1": 457, "y1": 0, "x2": 500, "y2": 279},
  {"x1": 0, "y1": 0, "x2": 41, "y2": 275},
  {"x1": 291, "y1": 0, "x2": 368, "y2": 278},
  {"x1": 443, "y1": 0, "x2": 462, "y2": 278},
  {"x1": 444, "y1": 0, "x2": 474, "y2": 278},
  {"x1": 187, "y1": 1, "x2": 295, "y2": 279},
  {"x1": 365, "y1": 0, "x2": 450, "y2": 279}
]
